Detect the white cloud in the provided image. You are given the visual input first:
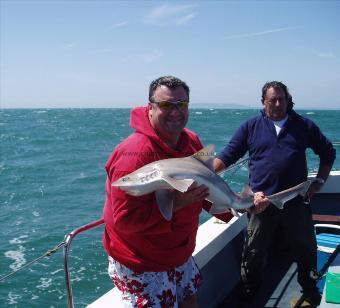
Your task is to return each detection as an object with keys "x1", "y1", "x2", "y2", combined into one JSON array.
[
  {"x1": 144, "y1": 3, "x2": 198, "y2": 26},
  {"x1": 175, "y1": 12, "x2": 196, "y2": 25},
  {"x1": 122, "y1": 50, "x2": 163, "y2": 64},
  {"x1": 142, "y1": 50, "x2": 163, "y2": 63},
  {"x1": 316, "y1": 51, "x2": 336, "y2": 58},
  {"x1": 62, "y1": 41, "x2": 77, "y2": 49},
  {"x1": 95, "y1": 47, "x2": 118, "y2": 53},
  {"x1": 310, "y1": 48, "x2": 336, "y2": 59},
  {"x1": 223, "y1": 27, "x2": 294, "y2": 40},
  {"x1": 110, "y1": 21, "x2": 129, "y2": 30}
]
